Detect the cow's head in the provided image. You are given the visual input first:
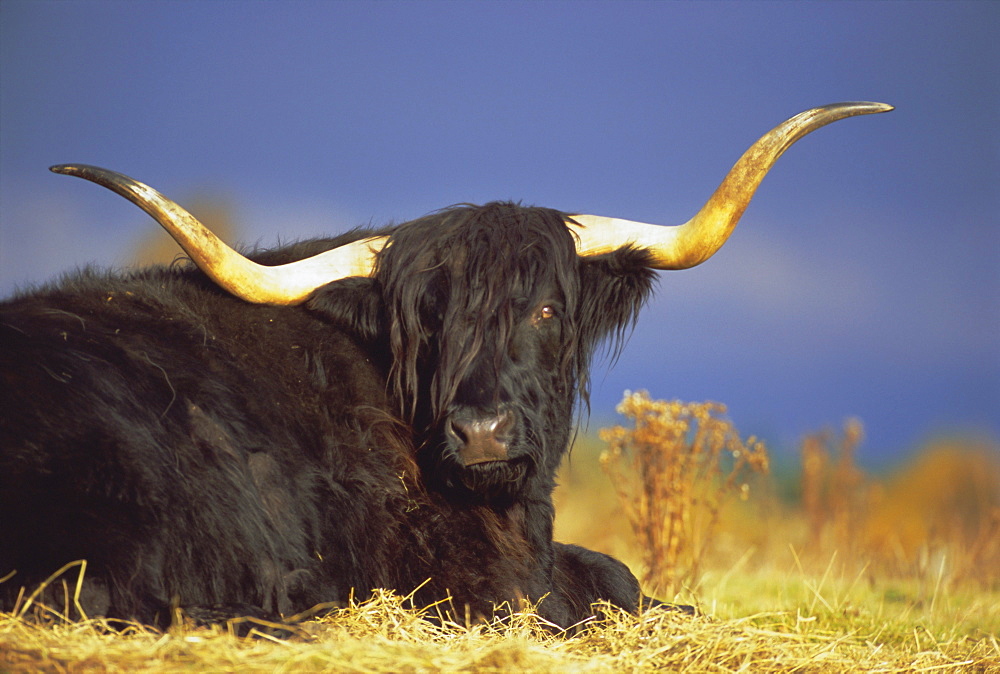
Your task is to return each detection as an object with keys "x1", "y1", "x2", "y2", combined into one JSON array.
[
  {"x1": 355, "y1": 202, "x2": 655, "y2": 501},
  {"x1": 49, "y1": 102, "x2": 891, "y2": 502}
]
